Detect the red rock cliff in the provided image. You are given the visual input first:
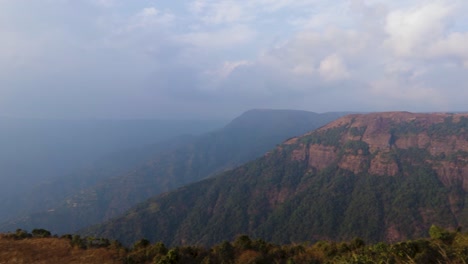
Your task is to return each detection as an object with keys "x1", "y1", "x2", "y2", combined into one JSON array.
[{"x1": 289, "y1": 112, "x2": 468, "y2": 190}]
